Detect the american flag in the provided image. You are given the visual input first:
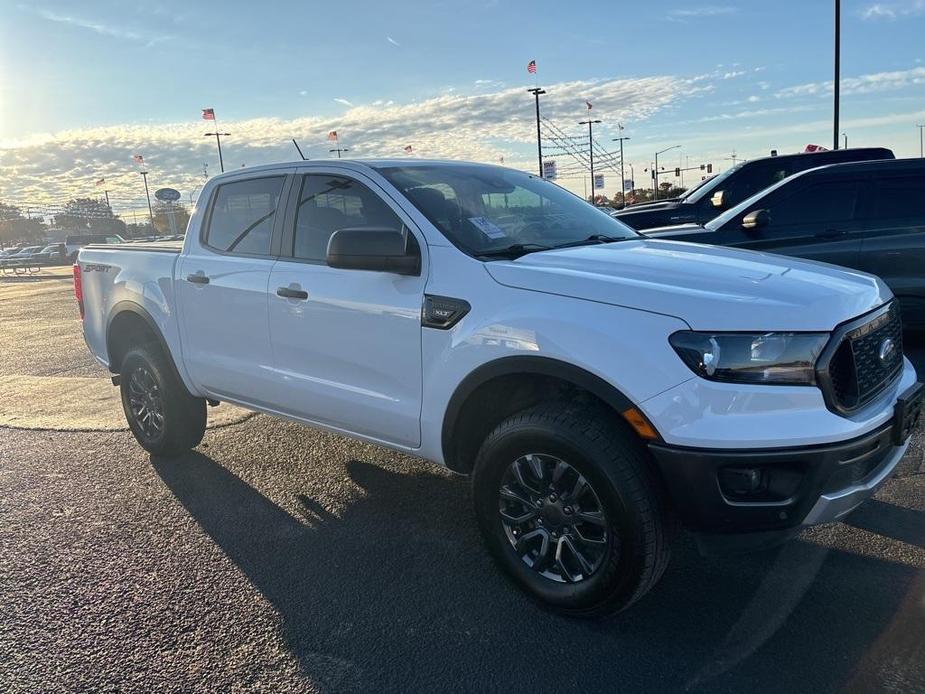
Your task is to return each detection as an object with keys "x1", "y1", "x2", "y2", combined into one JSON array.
[
  {"x1": 527, "y1": 60, "x2": 536, "y2": 74},
  {"x1": 96, "y1": 178, "x2": 105, "y2": 186},
  {"x1": 404, "y1": 145, "x2": 413, "y2": 153},
  {"x1": 327, "y1": 130, "x2": 338, "y2": 141},
  {"x1": 585, "y1": 101, "x2": 593, "y2": 110},
  {"x1": 202, "y1": 108, "x2": 215, "y2": 121},
  {"x1": 132, "y1": 154, "x2": 144, "y2": 164}
]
